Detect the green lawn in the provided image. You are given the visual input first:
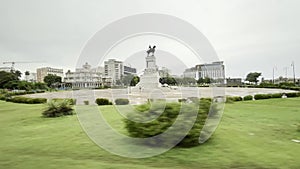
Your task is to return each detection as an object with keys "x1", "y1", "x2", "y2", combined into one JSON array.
[{"x1": 0, "y1": 98, "x2": 300, "y2": 169}]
